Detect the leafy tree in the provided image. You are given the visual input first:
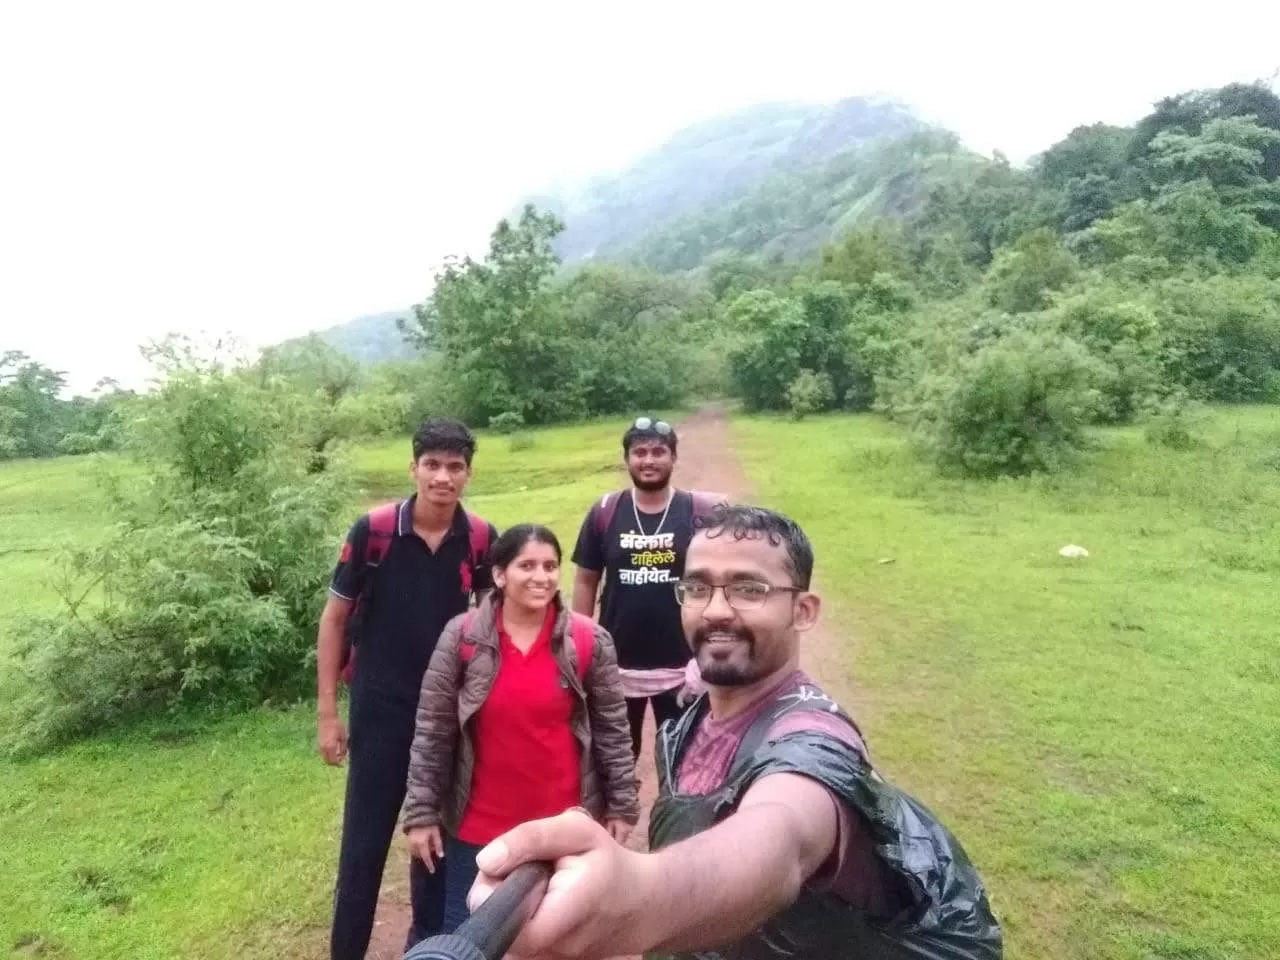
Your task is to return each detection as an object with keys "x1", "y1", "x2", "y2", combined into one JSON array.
[
  {"x1": 818, "y1": 222, "x2": 912, "y2": 285},
  {"x1": 558, "y1": 263, "x2": 707, "y2": 415},
  {"x1": 725, "y1": 291, "x2": 809, "y2": 412},
  {"x1": 984, "y1": 228, "x2": 1080, "y2": 313},
  {"x1": 404, "y1": 205, "x2": 581, "y2": 425},
  {"x1": 0, "y1": 352, "x2": 71, "y2": 459}
]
